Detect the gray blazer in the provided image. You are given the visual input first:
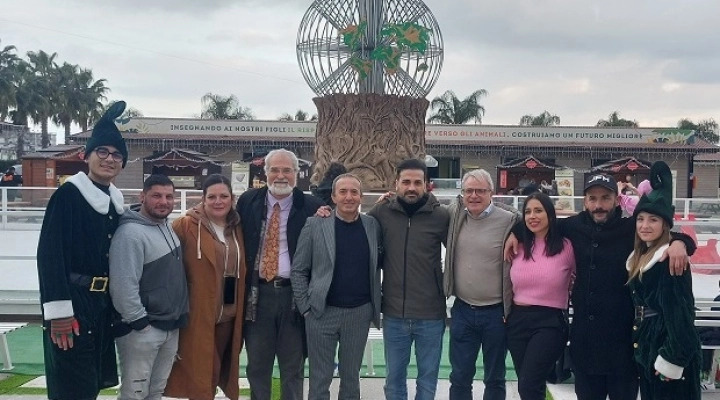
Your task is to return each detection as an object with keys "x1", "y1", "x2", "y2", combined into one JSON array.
[{"x1": 291, "y1": 211, "x2": 383, "y2": 328}]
